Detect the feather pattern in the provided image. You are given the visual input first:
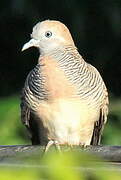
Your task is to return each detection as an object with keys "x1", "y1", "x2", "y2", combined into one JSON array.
[{"x1": 21, "y1": 45, "x2": 108, "y2": 145}]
